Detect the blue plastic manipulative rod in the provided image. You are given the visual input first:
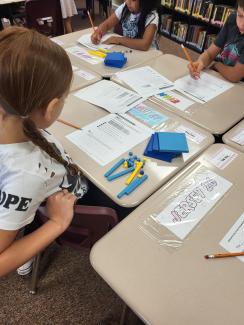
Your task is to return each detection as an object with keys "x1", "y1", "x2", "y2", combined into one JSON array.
[
  {"x1": 104, "y1": 158, "x2": 125, "y2": 178},
  {"x1": 117, "y1": 175, "x2": 148, "y2": 199},
  {"x1": 107, "y1": 166, "x2": 135, "y2": 181}
]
